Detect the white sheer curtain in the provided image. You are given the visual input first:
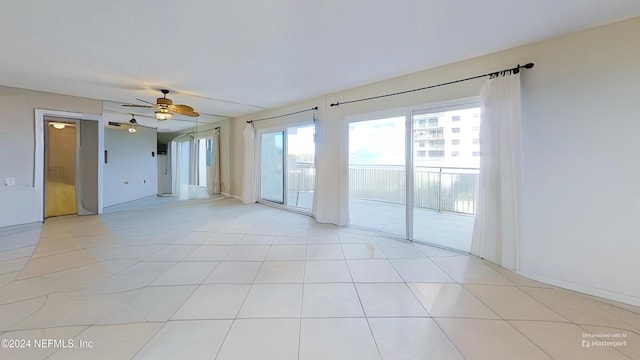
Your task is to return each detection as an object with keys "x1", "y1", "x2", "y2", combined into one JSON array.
[
  {"x1": 210, "y1": 128, "x2": 222, "y2": 194},
  {"x1": 471, "y1": 72, "x2": 523, "y2": 271},
  {"x1": 241, "y1": 122, "x2": 257, "y2": 203}
]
